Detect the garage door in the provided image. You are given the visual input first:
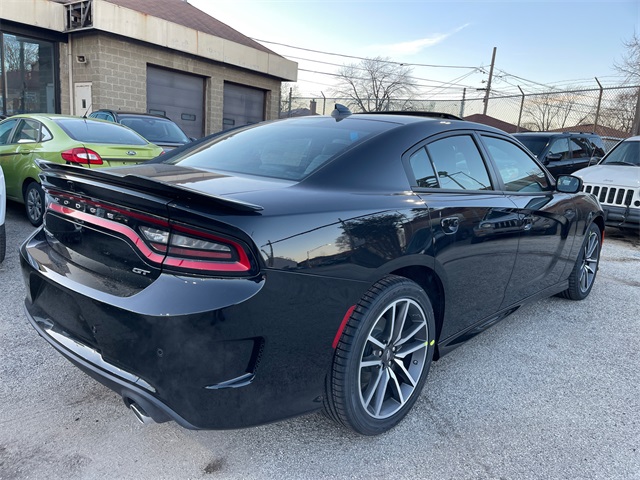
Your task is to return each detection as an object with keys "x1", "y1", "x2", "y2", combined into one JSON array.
[
  {"x1": 222, "y1": 83, "x2": 265, "y2": 131},
  {"x1": 147, "y1": 66, "x2": 204, "y2": 139}
]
